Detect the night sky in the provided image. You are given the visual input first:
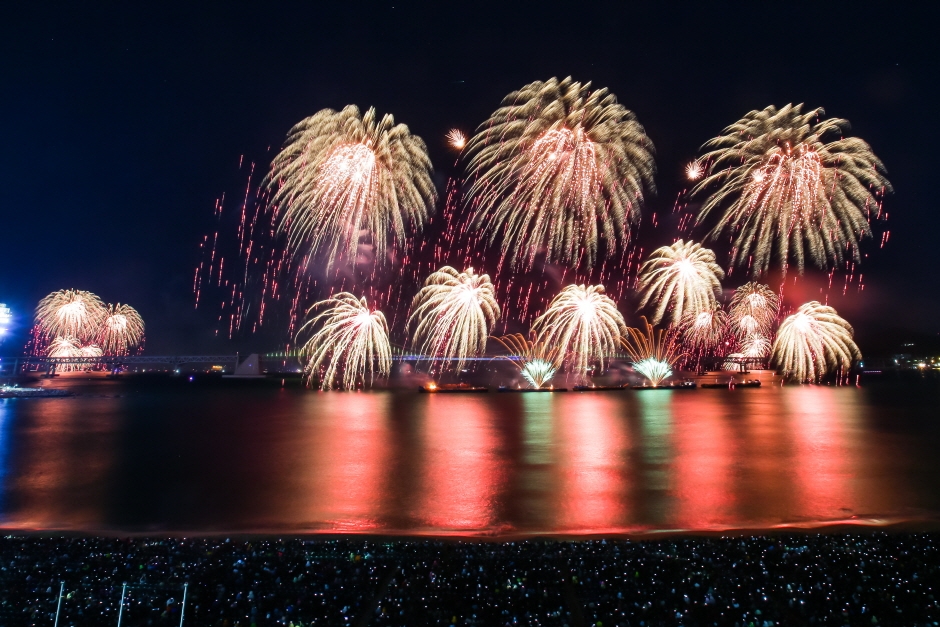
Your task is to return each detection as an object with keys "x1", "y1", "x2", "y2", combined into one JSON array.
[{"x1": 2, "y1": 1, "x2": 937, "y2": 355}]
